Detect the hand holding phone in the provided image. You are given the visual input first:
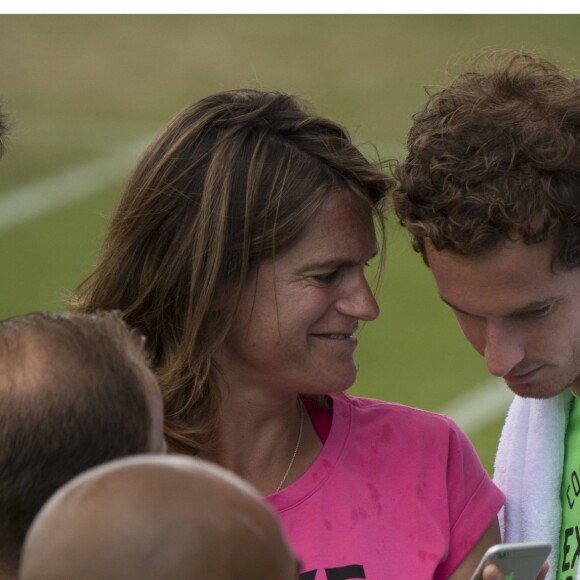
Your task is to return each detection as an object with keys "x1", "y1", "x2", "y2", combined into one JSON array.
[{"x1": 470, "y1": 542, "x2": 551, "y2": 580}]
